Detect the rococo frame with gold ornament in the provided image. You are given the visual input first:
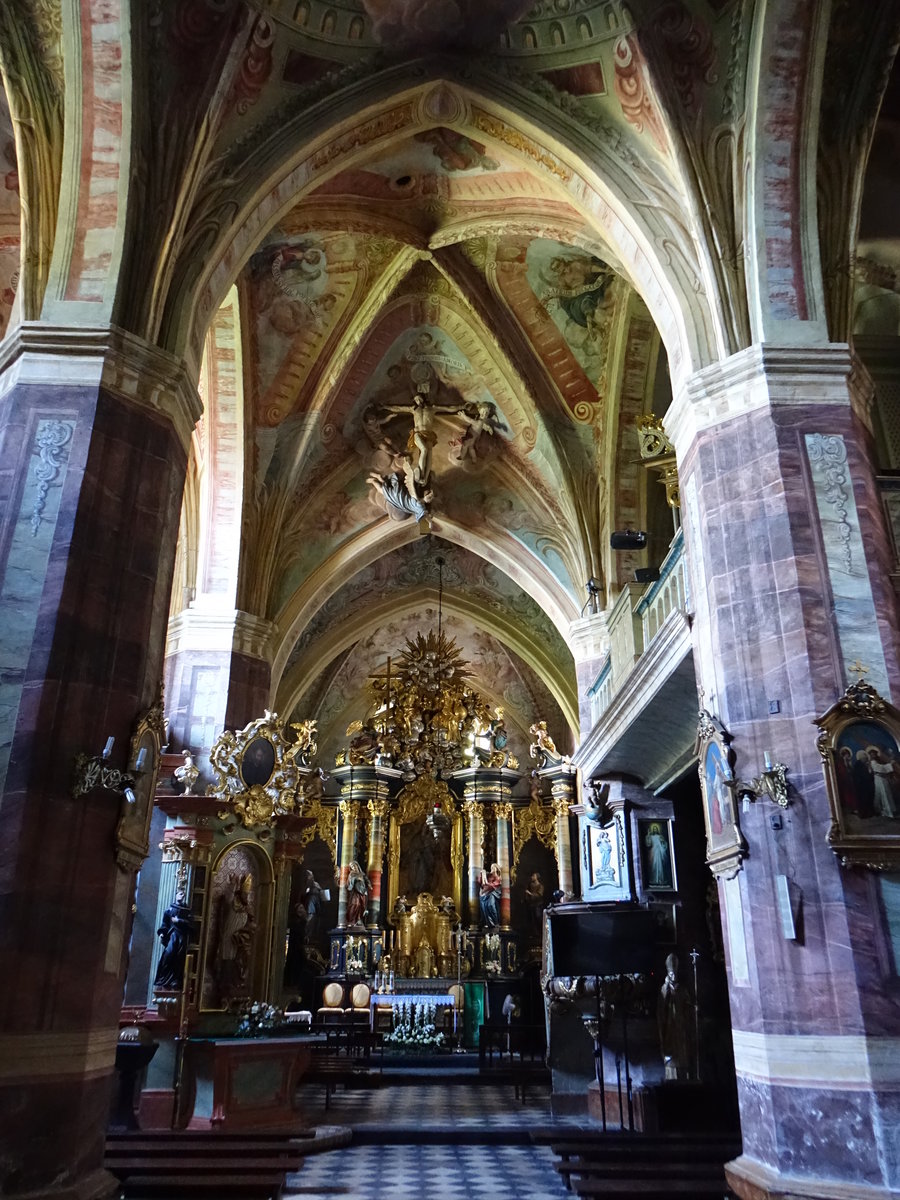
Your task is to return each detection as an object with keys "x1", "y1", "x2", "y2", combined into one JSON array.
[
  {"x1": 208, "y1": 711, "x2": 318, "y2": 829},
  {"x1": 815, "y1": 678, "x2": 900, "y2": 870}
]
